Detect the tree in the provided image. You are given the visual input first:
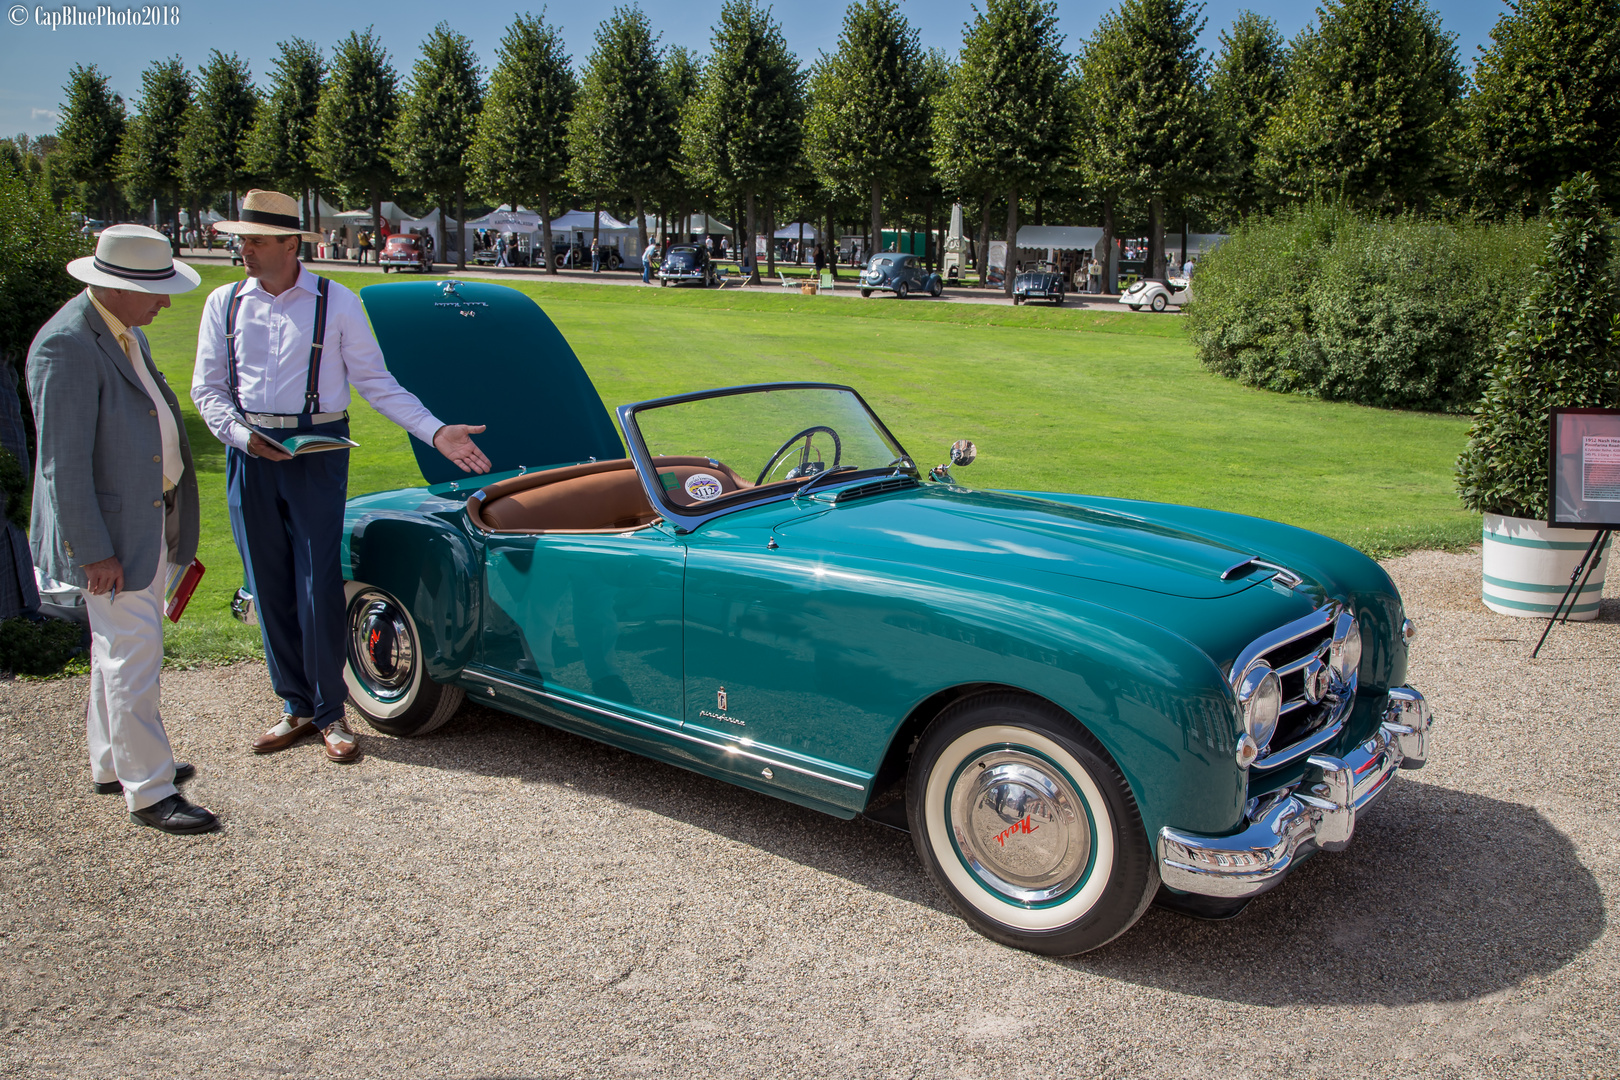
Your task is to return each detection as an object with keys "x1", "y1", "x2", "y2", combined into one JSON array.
[
  {"x1": 805, "y1": 0, "x2": 928, "y2": 258},
  {"x1": 1466, "y1": 0, "x2": 1620, "y2": 216},
  {"x1": 569, "y1": 7, "x2": 677, "y2": 254},
  {"x1": 469, "y1": 13, "x2": 577, "y2": 274},
  {"x1": 180, "y1": 50, "x2": 258, "y2": 222},
  {"x1": 248, "y1": 38, "x2": 326, "y2": 251},
  {"x1": 657, "y1": 45, "x2": 705, "y2": 243},
  {"x1": 1208, "y1": 11, "x2": 1287, "y2": 223},
  {"x1": 54, "y1": 64, "x2": 125, "y2": 222},
  {"x1": 1257, "y1": 0, "x2": 1463, "y2": 213},
  {"x1": 682, "y1": 0, "x2": 804, "y2": 281},
  {"x1": 1456, "y1": 174, "x2": 1619, "y2": 518},
  {"x1": 931, "y1": 0, "x2": 1070, "y2": 294},
  {"x1": 392, "y1": 24, "x2": 483, "y2": 271},
  {"x1": 316, "y1": 29, "x2": 399, "y2": 246},
  {"x1": 1079, "y1": 0, "x2": 1212, "y2": 279},
  {"x1": 119, "y1": 57, "x2": 192, "y2": 251}
]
